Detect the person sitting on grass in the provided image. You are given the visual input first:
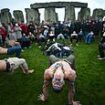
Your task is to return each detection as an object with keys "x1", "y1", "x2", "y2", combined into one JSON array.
[
  {"x1": 0, "y1": 57, "x2": 34, "y2": 74},
  {"x1": 97, "y1": 32, "x2": 105, "y2": 60},
  {"x1": 85, "y1": 31, "x2": 94, "y2": 44},
  {"x1": 0, "y1": 45, "x2": 21, "y2": 58},
  {"x1": 45, "y1": 42, "x2": 63, "y2": 57},
  {"x1": 19, "y1": 33, "x2": 31, "y2": 49},
  {"x1": 45, "y1": 42, "x2": 73, "y2": 58},
  {"x1": 38, "y1": 55, "x2": 81, "y2": 105},
  {"x1": 70, "y1": 31, "x2": 78, "y2": 46},
  {"x1": 0, "y1": 40, "x2": 22, "y2": 58}
]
